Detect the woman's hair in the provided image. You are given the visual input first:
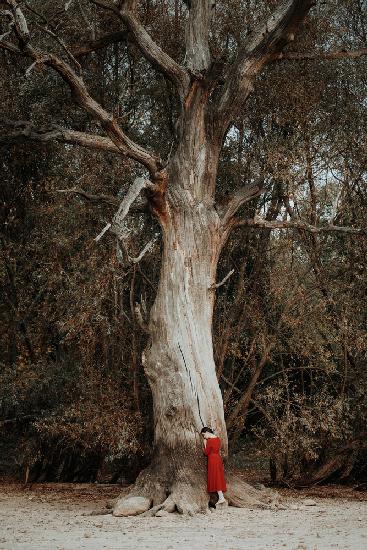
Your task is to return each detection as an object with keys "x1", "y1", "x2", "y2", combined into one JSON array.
[{"x1": 201, "y1": 426, "x2": 214, "y2": 434}]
